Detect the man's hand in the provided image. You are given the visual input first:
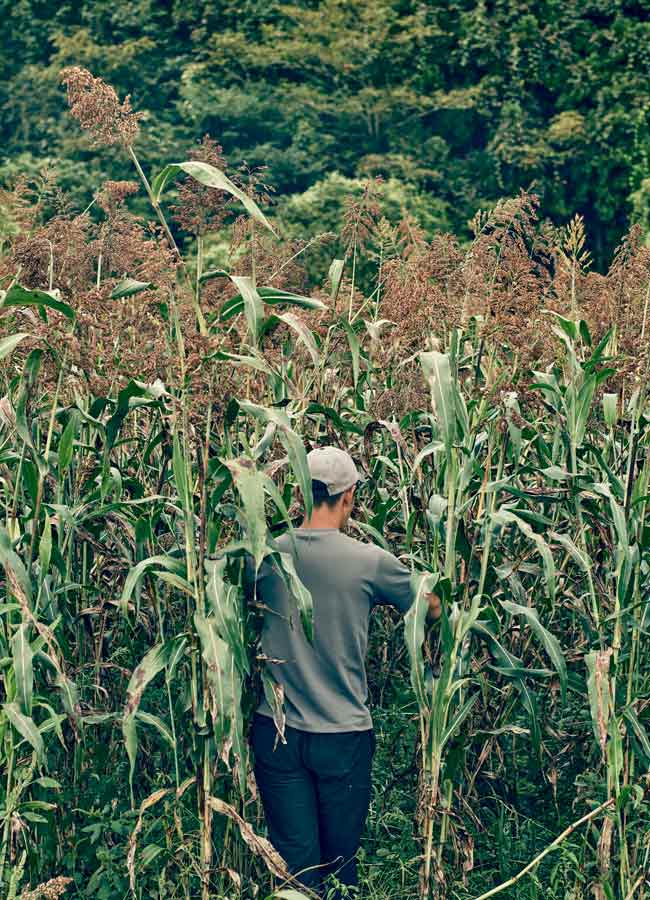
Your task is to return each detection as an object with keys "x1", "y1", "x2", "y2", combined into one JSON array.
[{"x1": 425, "y1": 592, "x2": 442, "y2": 621}]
